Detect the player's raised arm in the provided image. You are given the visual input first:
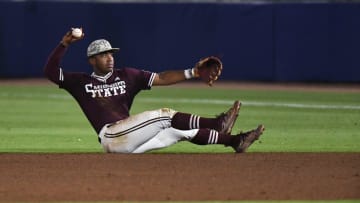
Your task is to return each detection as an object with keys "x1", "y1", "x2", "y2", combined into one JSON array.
[{"x1": 44, "y1": 28, "x2": 84, "y2": 84}]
